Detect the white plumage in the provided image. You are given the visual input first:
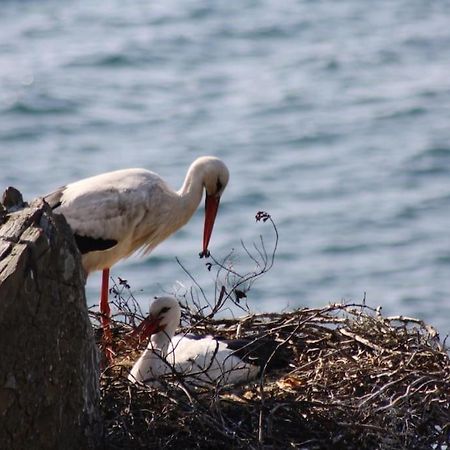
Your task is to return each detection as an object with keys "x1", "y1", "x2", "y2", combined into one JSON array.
[
  {"x1": 45, "y1": 156, "x2": 229, "y2": 348},
  {"x1": 46, "y1": 156, "x2": 229, "y2": 272},
  {"x1": 128, "y1": 297, "x2": 263, "y2": 387}
]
